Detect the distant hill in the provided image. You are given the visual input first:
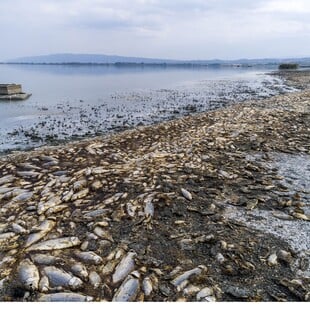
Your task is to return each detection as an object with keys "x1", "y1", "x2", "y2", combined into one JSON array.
[
  {"x1": 6, "y1": 53, "x2": 180, "y2": 65},
  {"x1": 4, "y1": 53, "x2": 310, "y2": 66}
]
